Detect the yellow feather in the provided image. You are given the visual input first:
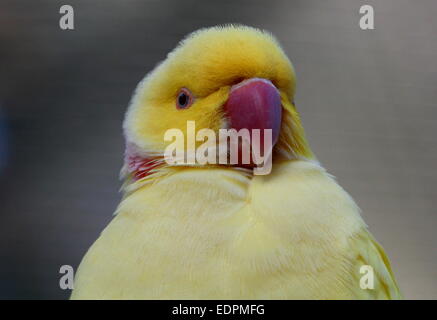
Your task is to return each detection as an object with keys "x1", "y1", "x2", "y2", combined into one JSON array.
[{"x1": 72, "y1": 161, "x2": 401, "y2": 299}]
